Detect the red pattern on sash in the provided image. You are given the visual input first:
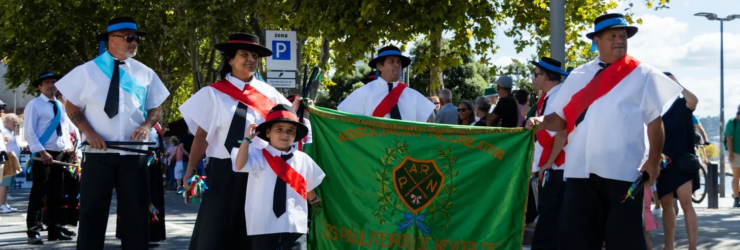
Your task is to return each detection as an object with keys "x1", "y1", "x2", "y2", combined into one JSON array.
[
  {"x1": 297, "y1": 137, "x2": 307, "y2": 151},
  {"x1": 562, "y1": 55, "x2": 641, "y2": 134},
  {"x1": 210, "y1": 79, "x2": 276, "y2": 119},
  {"x1": 536, "y1": 129, "x2": 566, "y2": 167},
  {"x1": 153, "y1": 123, "x2": 163, "y2": 137},
  {"x1": 536, "y1": 93, "x2": 547, "y2": 116},
  {"x1": 372, "y1": 83, "x2": 407, "y2": 118},
  {"x1": 262, "y1": 149, "x2": 307, "y2": 200}
]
